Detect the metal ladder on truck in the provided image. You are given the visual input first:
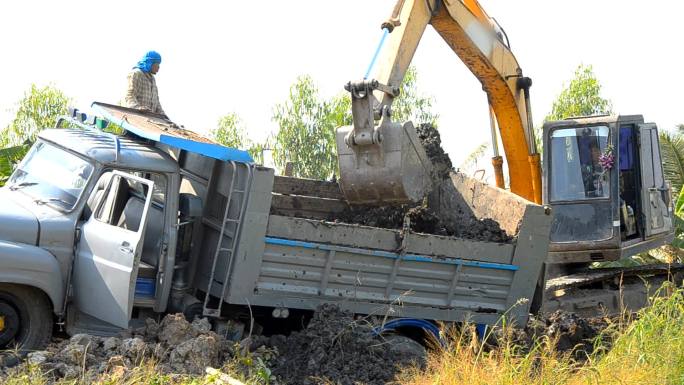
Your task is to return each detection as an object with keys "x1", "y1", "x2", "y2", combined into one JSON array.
[{"x1": 202, "y1": 160, "x2": 254, "y2": 317}]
